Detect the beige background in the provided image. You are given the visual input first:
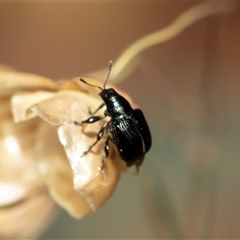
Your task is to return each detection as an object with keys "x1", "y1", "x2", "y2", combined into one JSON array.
[{"x1": 1, "y1": 1, "x2": 240, "y2": 239}]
